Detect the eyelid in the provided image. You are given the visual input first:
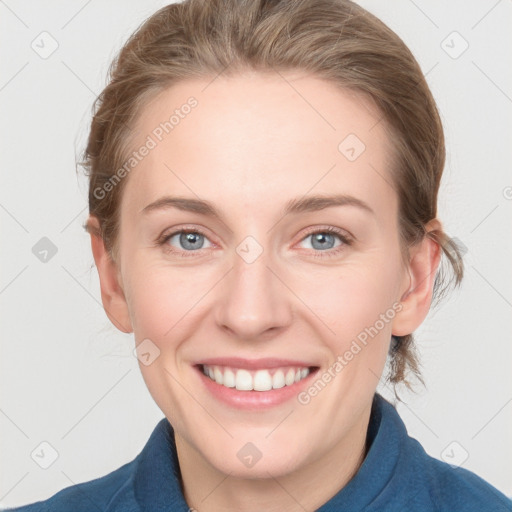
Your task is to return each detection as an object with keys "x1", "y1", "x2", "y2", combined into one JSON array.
[
  {"x1": 157, "y1": 224, "x2": 354, "y2": 258},
  {"x1": 157, "y1": 224, "x2": 215, "y2": 244},
  {"x1": 298, "y1": 225, "x2": 353, "y2": 244},
  {"x1": 294, "y1": 225, "x2": 353, "y2": 258}
]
